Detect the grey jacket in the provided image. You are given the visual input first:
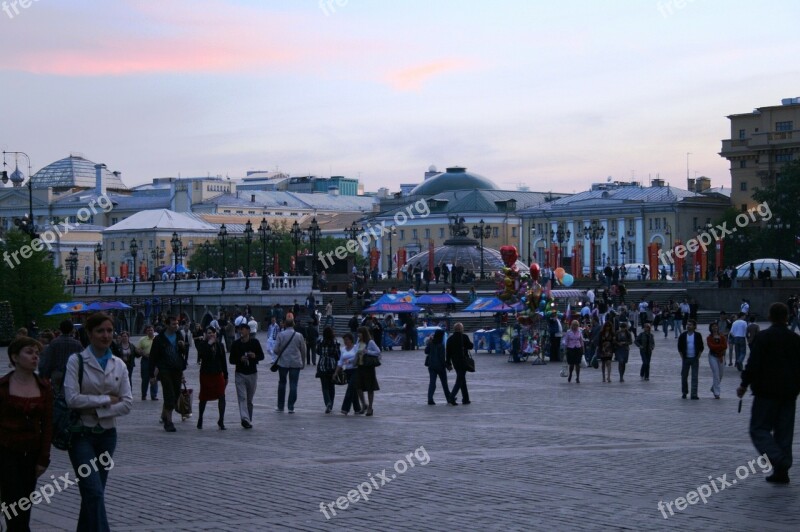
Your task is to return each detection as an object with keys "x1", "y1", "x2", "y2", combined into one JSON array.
[{"x1": 274, "y1": 327, "x2": 307, "y2": 369}]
